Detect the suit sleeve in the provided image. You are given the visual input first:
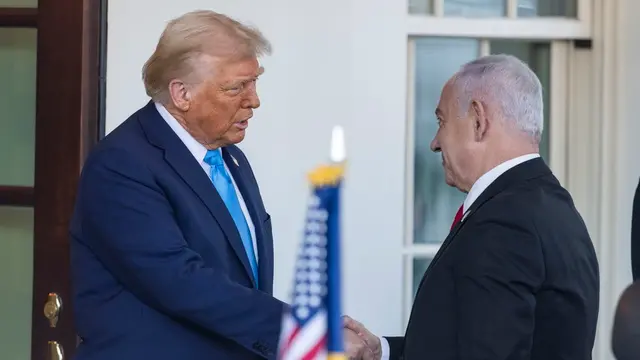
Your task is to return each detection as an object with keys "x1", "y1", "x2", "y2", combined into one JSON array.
[
  {"x1": 77, "y1": 147, "x2": 285, "y2": 358},
  {"x1": 383, "y1": 336, "x2": 405, "y2": 360},
  {"x1": 454, "y1": 212, "x2": 544, "y2": 360}
]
